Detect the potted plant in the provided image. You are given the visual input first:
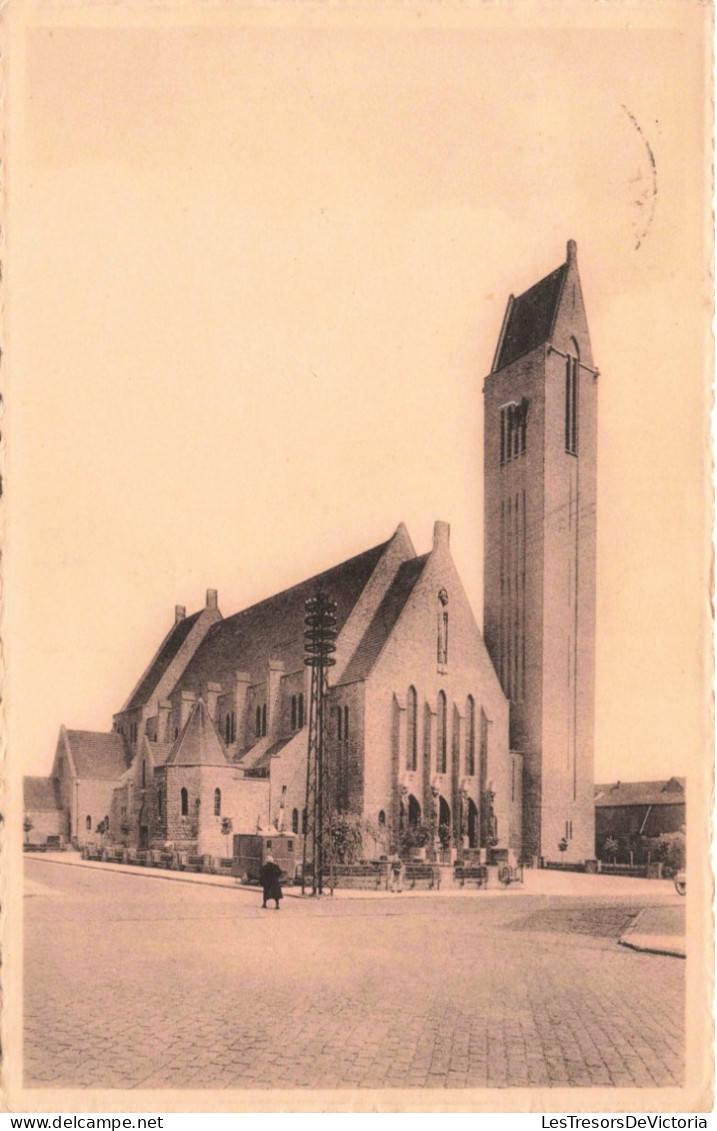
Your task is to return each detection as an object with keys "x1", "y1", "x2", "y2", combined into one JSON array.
[{"x1": 401, "y1": 821, "x2": 431, "y2": 861}]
